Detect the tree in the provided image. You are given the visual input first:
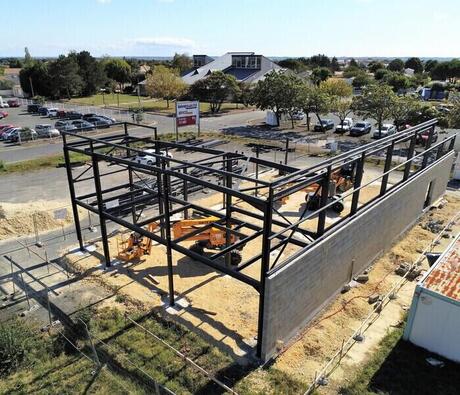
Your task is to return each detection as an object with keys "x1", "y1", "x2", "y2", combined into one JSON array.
[
  {"x1": 277, "y1": 58, "x2": 308, "y2": 73},
  {"x1": 331, "y1": 98, "x2": 353, "y2": 131},
  {"x1": 448, "y1": 94, "x2": 460, "y2": 128},
  {"x1": 343, "y1": 66, "x2": 362, "y2": 78},
  {"x1": 171, "y1": 53, "x2": 193, "y2": 74},
  {"x1": 349, "y1": 58, "x2": 359, "y2": 68},
  {"x1": 424, "y1": 59, "x2": 438, "y2": 73},
  {"x1": 236, "y1": 81, "x2": 253, "y2": 107},
  {"x1": 145, "y1": 65, "x2": 187, "y2": 108},
  {"x1": 320, "y1": 78, "x2": 352, "y2": 98},
  {"x1": 298, "y1": 84, "x2": 332, "y2": 132},
  {"x1": 309, "y1": 54, "x2": 331, "y2": 68},
  {"x1": 374, "y1": 68, "x2": 390, "y2": 81},
  {"x1": 48, "y1": 55, "x2": 83, "y2": 99},
  {"x1": 383, "y1": 71, "x2": 410, "y2": 92},
  {"x1": 19, "y1": 61, "x2": 51, "y2": 97},
  {"x1": 24, "y1": 47, "x2": 33, "y2": 67},
  {"x1": 331, "y1": 57, "x2": 340, "y2": 72},
  {"x1": 251, "y1": 71, "x2": 303, "y2": 127},
  {"x1": 74, "y1": 51, "x2": 107, "y2": 96},
  {"x1": 389, "y1": 95, "x2": 420, "y2": 131},
  {"x1": 189, "y1": 71, "x2": 239, "y2": 114},
  {"x1": 405, "y1": 57, "x2": 423, "y2": 74},
  {"x1": 352, "y1": 72, "x2": 373, "y2": 88},
  {"x1": 369, "y1": 61, "x2": 385, "y2": 74},
  {"x1": 352, "y1": 84, "x2": 396, "y2": 138},
  {"x1": 311, "y1": 67, "x2": 332, "y2": 86},
  {"x1": 103, "y1": 58, "x2": 131, "y2": 90},
  {"x1": 388, "y1": 58, "x2": 405, "y2": 72}
]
